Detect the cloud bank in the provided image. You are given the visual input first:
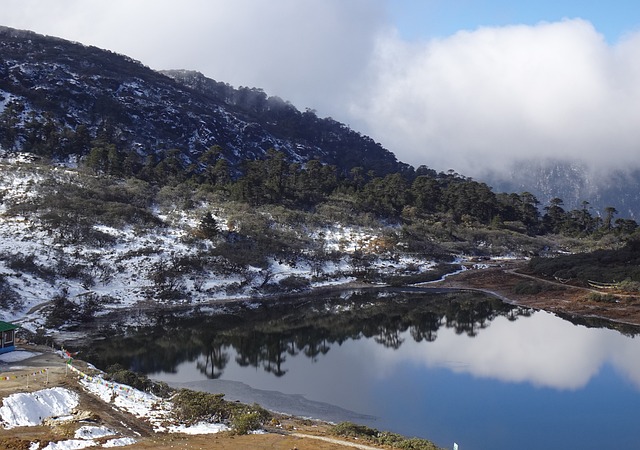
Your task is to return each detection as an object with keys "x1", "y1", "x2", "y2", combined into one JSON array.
[
  {"x1": 3, "y1": 2, "x2": 640, "y2": 178},
  {"x1": 351, "y1": 19, "x2": 640, "y2": 177},
  {"x1": 1, "y1": 0, "x2": 387, "y2": 122}
]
